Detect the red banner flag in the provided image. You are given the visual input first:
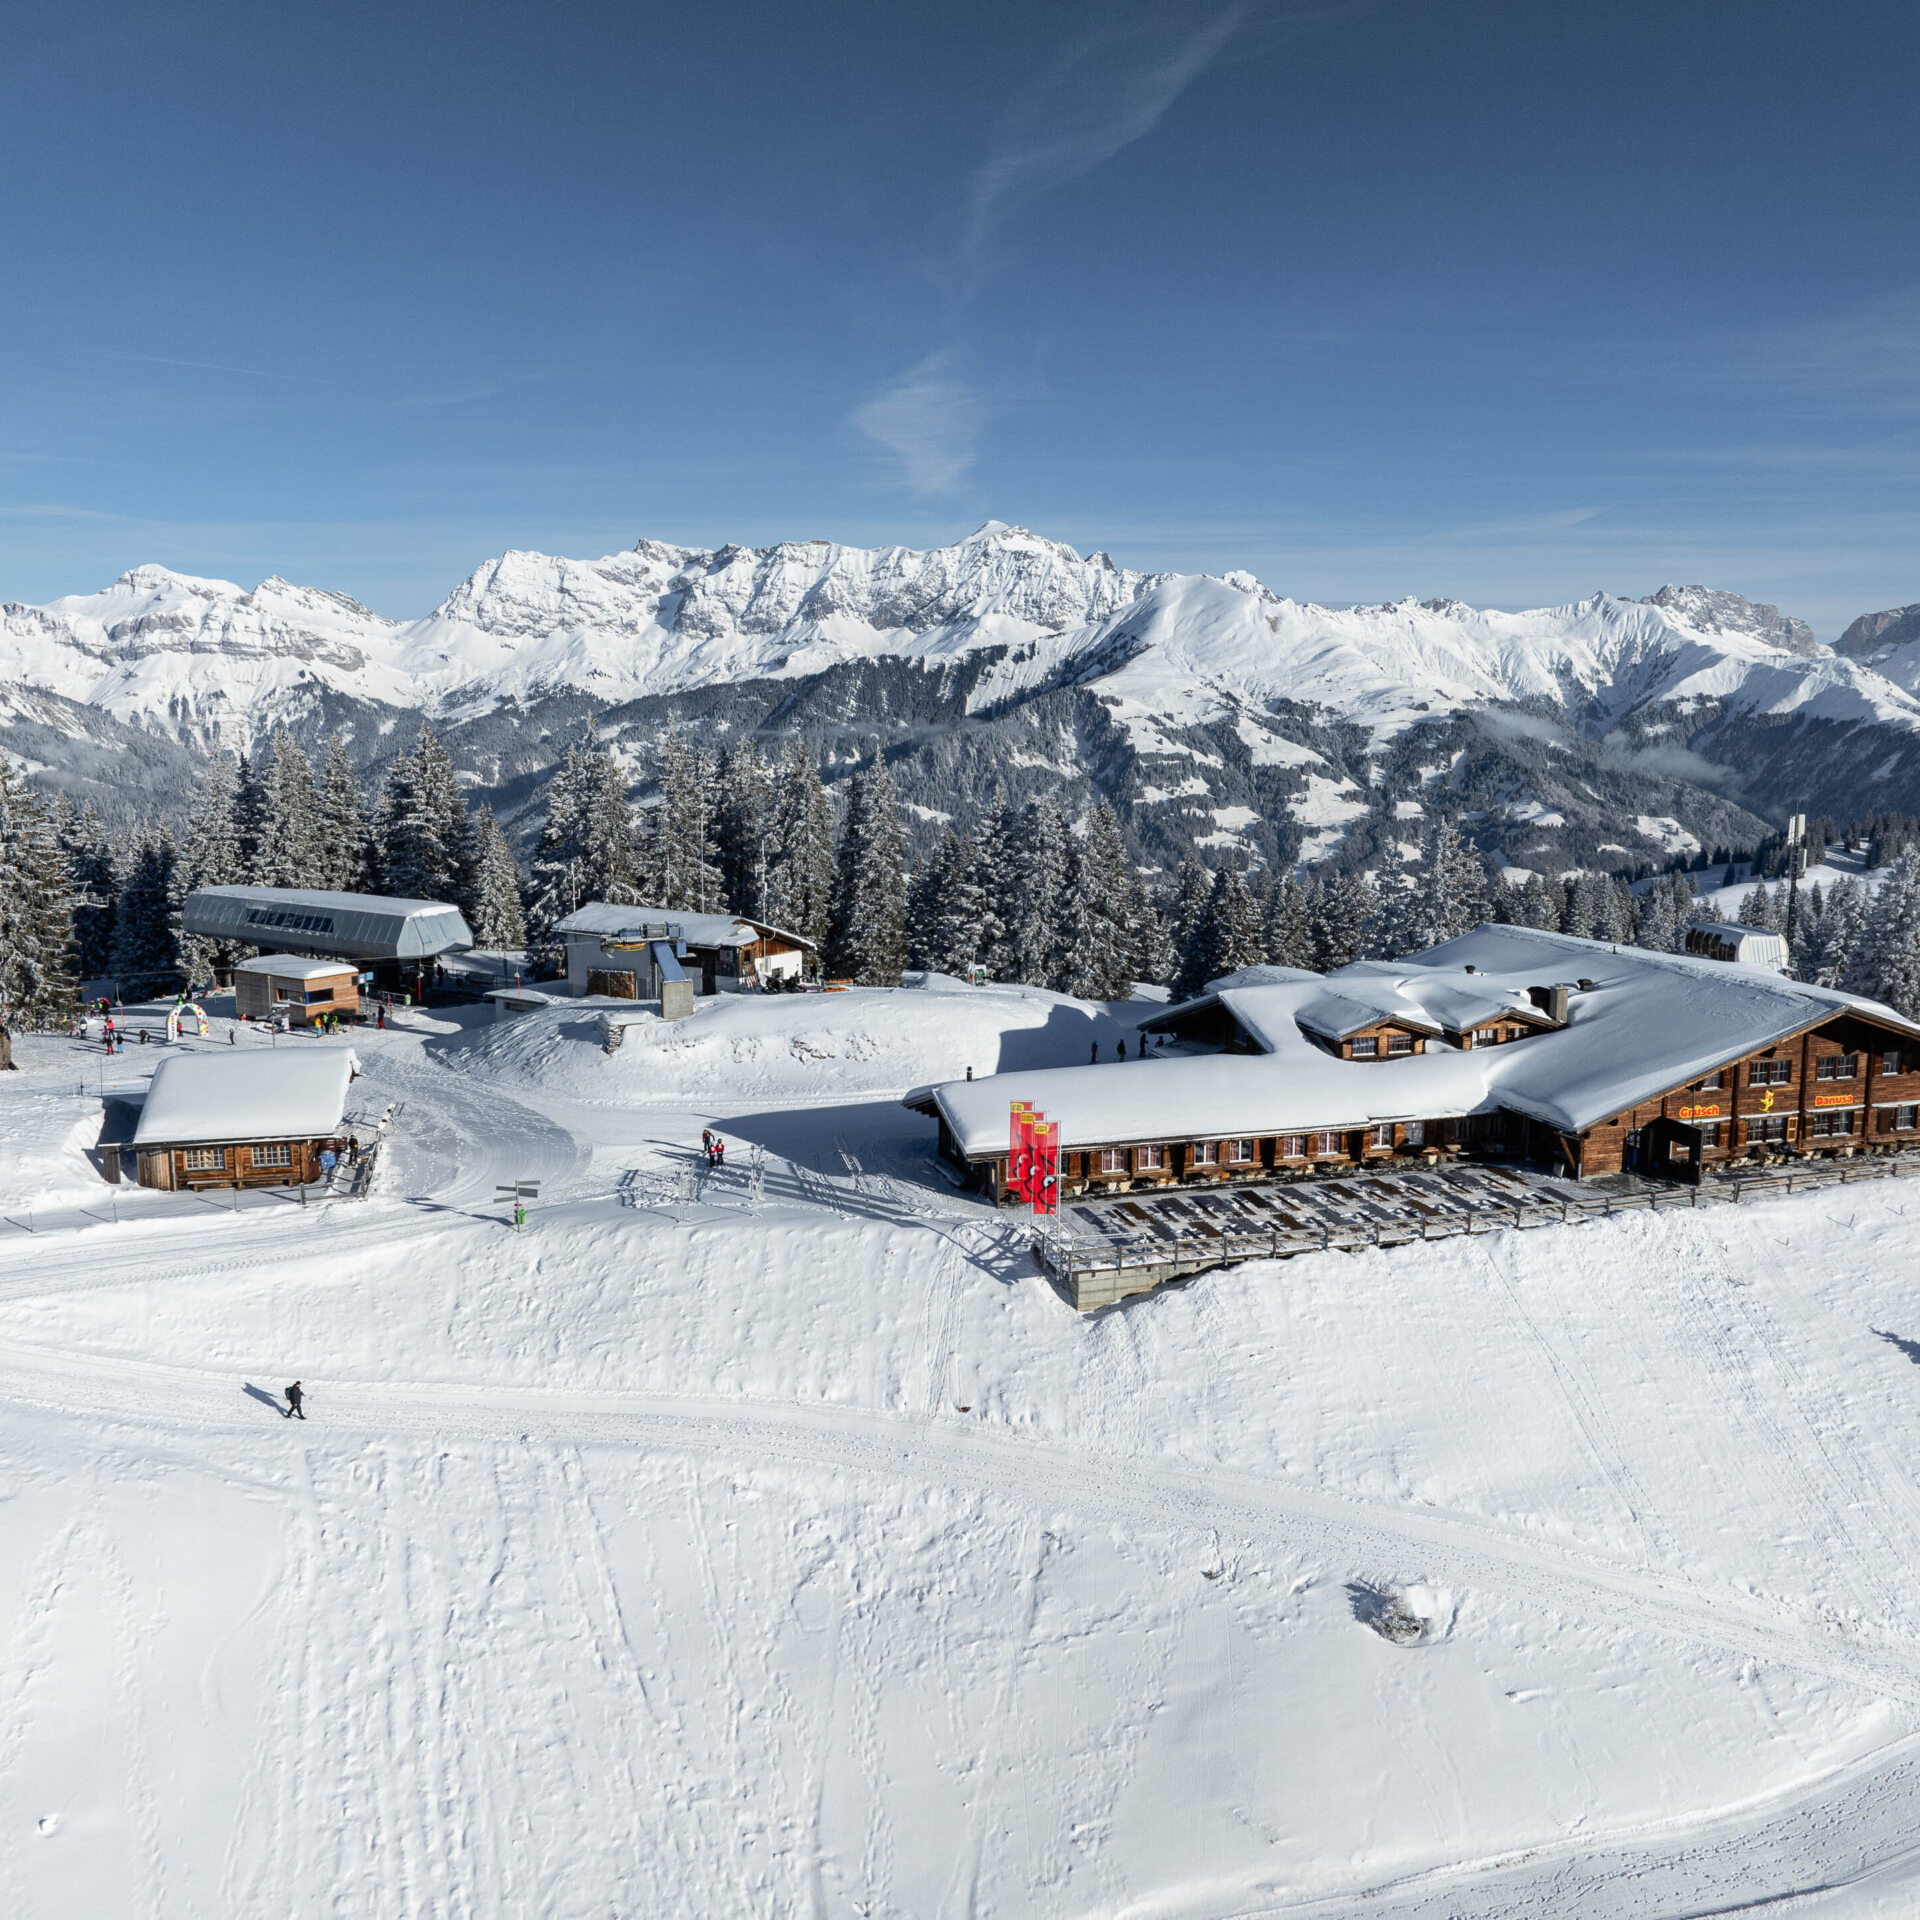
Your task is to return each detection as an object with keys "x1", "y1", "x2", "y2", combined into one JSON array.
[
  {"x1": 1032, "y1": 1118, "x2": 1059, "y2": 1215},
  {"x1": 1008, "y1": 1101, "x2": 1034, "y2": 1204}
]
